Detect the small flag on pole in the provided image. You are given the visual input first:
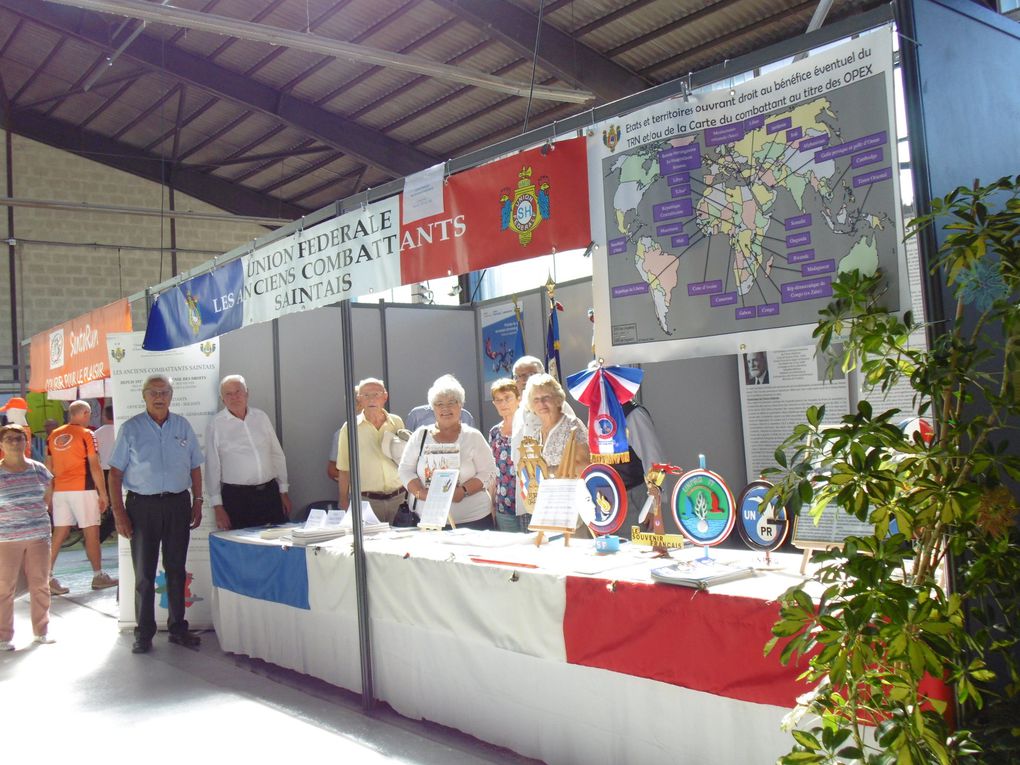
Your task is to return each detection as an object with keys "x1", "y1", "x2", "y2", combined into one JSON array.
[
  {"x1": 566, "y1": 362, "x2": 643, "y2": 464},
  {"x1": 545, "y1": 276, "x2": 563, "y2": 383}
]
